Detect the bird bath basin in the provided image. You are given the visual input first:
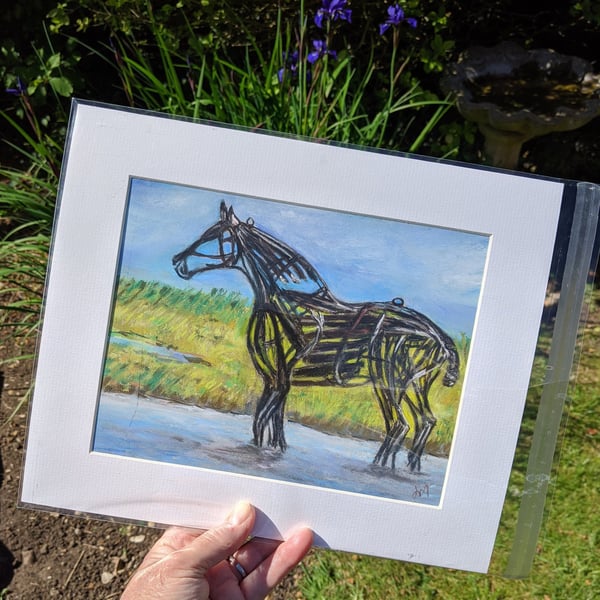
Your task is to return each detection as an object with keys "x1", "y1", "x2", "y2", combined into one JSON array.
[{"x1": 442, "y1": 42, "x2": 600, "y2": 169}]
